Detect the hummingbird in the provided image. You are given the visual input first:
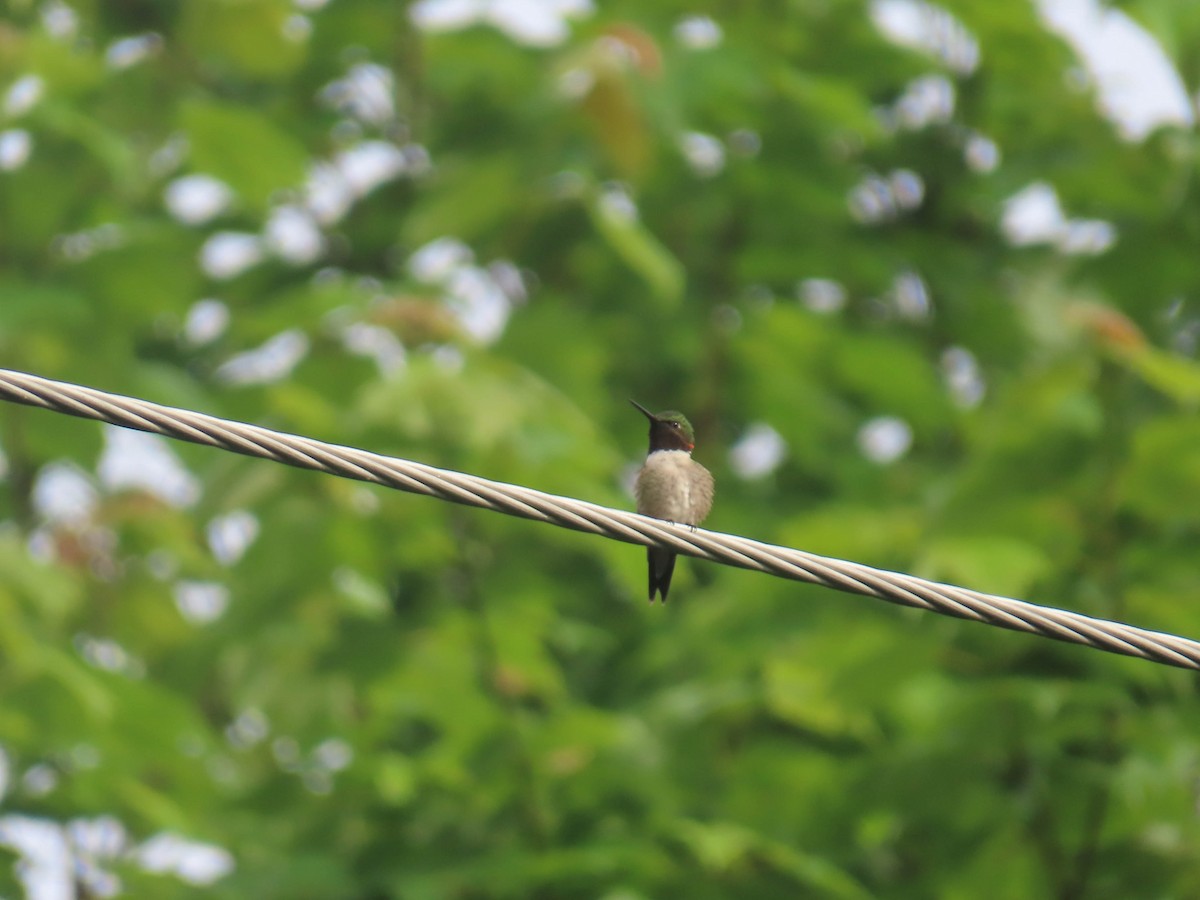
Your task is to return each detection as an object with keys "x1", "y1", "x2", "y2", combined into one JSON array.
[{"x1": 631, "y1": 400, "x2": 714, "y2": 602}]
